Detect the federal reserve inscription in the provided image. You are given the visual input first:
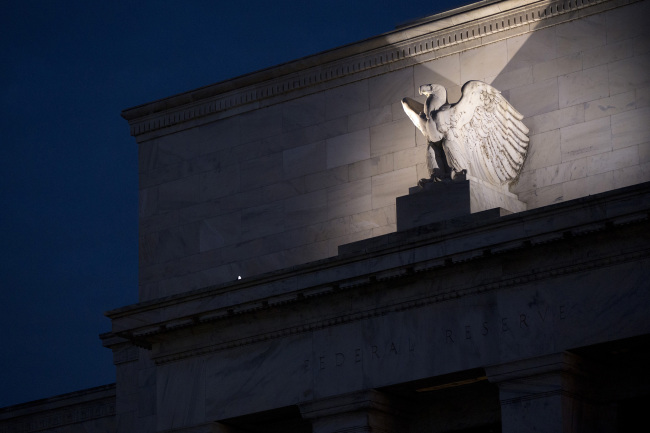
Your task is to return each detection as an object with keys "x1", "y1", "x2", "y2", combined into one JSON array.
[{"x1": 305, "y1": 303, "x2": 567, "y2": 372}]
